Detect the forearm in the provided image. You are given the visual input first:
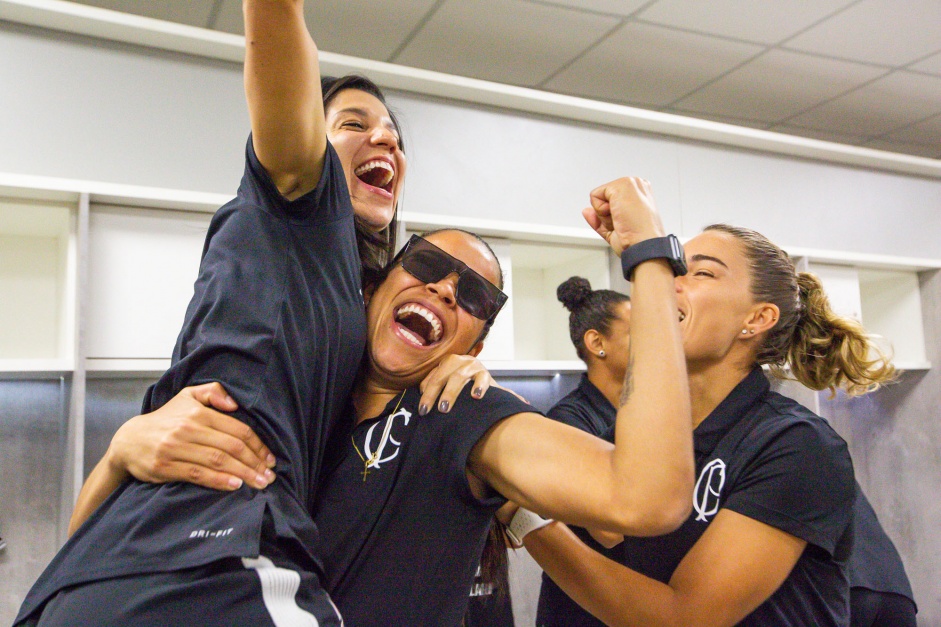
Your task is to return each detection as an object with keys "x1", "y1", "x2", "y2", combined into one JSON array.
[
  {"x1": 611, "y1": 260, "x2": 693, "y2": 531},
  {"x1": 525, "y1": 522, "x2": 684, "y2": 627},
  {"x1": 68, "y1": 451, "x2": 129, "y2": 536},
  {"x1": 243, "y1": 0, "x2": 326, "y2": 191}
]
